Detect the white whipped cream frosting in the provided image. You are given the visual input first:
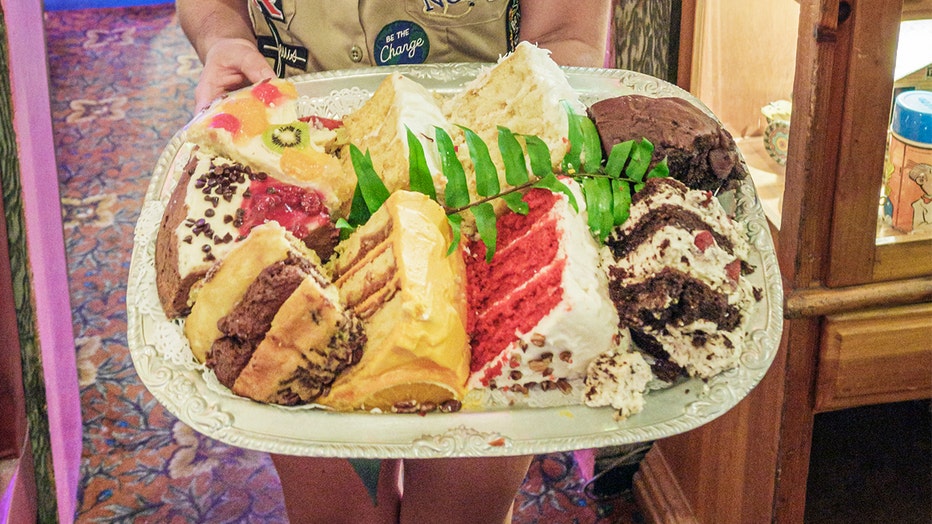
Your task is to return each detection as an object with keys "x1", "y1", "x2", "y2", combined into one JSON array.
[{"x1": 583, "y1": 350, "x2": 653, "y2": 419}]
